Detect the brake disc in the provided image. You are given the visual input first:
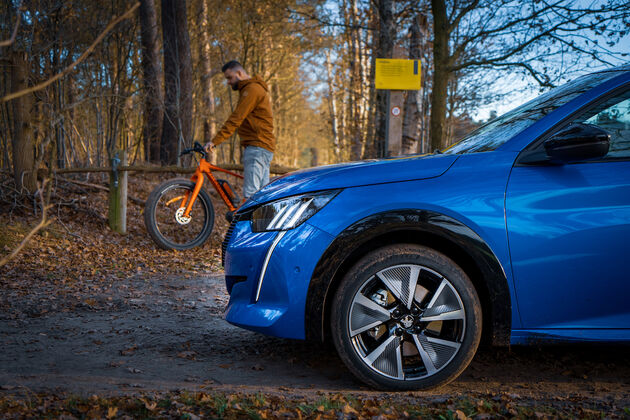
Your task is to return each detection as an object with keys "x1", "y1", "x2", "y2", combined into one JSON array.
[{"x1": 175, "y1": 207, "x2": 192, "y2": 225}]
